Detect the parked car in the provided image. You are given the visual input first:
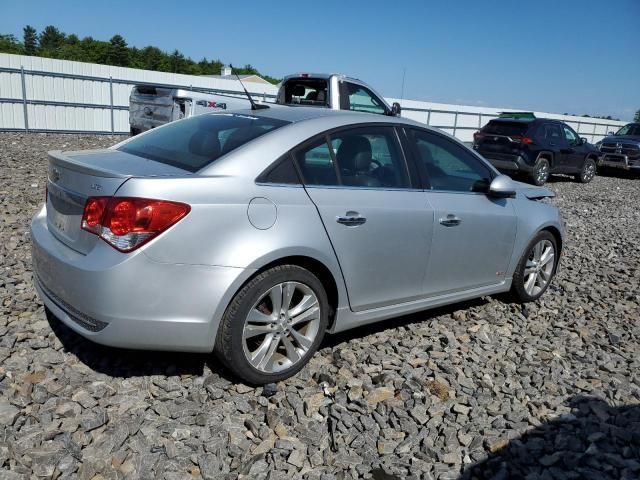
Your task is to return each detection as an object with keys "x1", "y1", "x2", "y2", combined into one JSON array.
[
  {"x1": 129, "y1": 73, "x2": 401, "y2": 135},
  {"x1": 473, "y1": 115, "x2": 600, "y2": 186},
  {"x1": 32, "y1": 106, "x2": 565, "y2": 384},
  {"x1": 129, "y1": 85, "x2": 255, "y2": 136},
  {"x1": 595, "y1": 122, "x2": 640, "y2": 174}
]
